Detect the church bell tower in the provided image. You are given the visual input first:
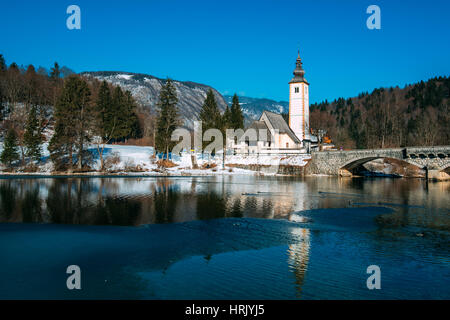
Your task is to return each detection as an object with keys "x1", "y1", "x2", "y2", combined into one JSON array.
[{"x1": 289, "y1": 51, "x2": 309, "y2": 144}]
